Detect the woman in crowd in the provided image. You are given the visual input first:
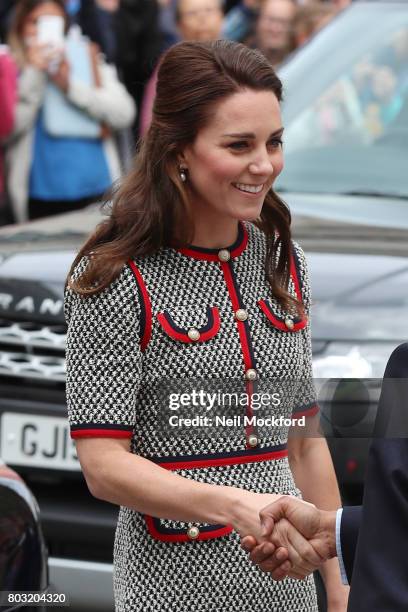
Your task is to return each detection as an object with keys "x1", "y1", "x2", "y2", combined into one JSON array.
[
  {"x1": 139, "y1": 0, "x2": 224, "y2": 136},
  {"x1": 0, "y1": 45, "x2": 17, "y2": 224},
  {"x1": 65, "y1": 40, "x2": 349, "y2": 611},
  {"x1": 6, "y1": 0, "x2": 135, "y2": 222}
]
